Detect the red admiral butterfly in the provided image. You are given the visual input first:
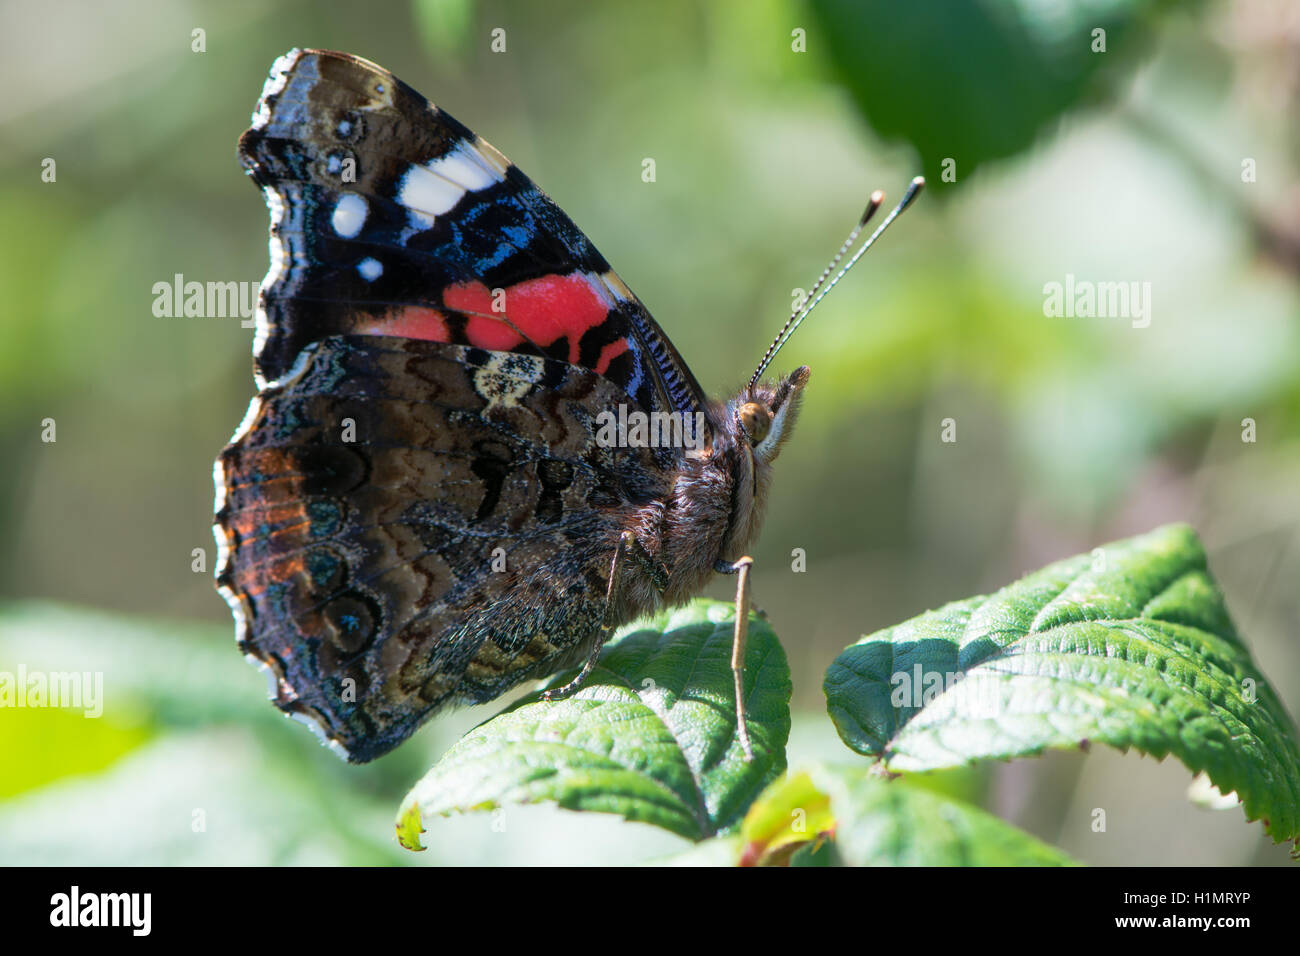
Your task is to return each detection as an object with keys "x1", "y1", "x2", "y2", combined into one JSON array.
[{"x1": 215, "y1": 49, "x2": 921, "y2": 763}]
